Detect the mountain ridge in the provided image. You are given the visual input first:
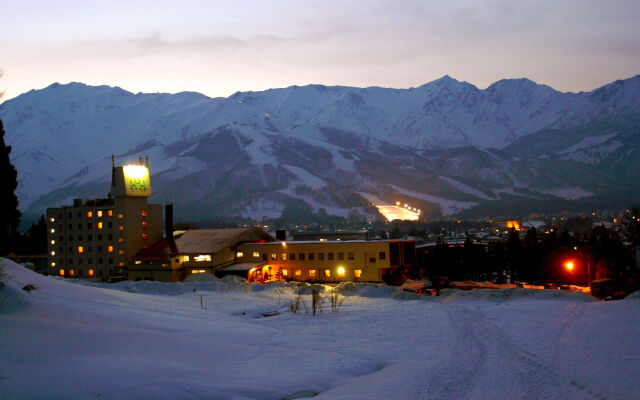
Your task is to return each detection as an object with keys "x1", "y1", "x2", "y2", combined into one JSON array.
[{"x1": 1, "y1": 74, "x2": 639, "y2": 225}]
